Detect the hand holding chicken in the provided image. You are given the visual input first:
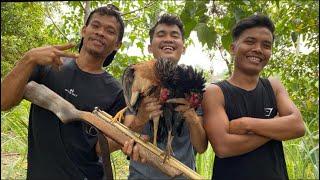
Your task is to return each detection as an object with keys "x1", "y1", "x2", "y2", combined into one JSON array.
[{"x1": 122, "y1": 58, "x2": 205, "y2": 161}]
